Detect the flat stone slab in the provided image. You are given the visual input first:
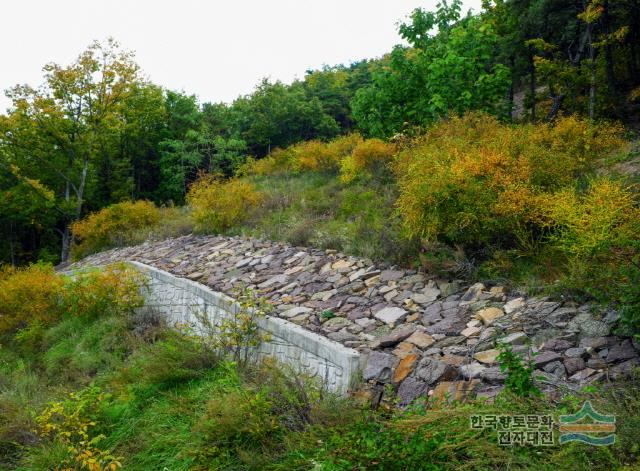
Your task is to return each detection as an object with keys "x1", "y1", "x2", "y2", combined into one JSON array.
[
  {"x1": 474, "y1": 349, "x2": 500, "y2": 364},
  {"x1": 374, "y1": 307, "x2": 408, "y2": 327}
]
